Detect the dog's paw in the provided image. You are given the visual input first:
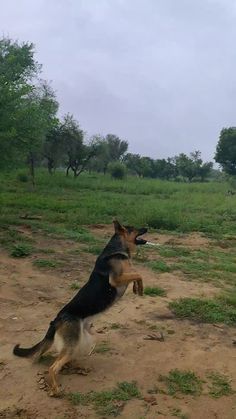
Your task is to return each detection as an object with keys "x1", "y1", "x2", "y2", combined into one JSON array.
[
  {"x1": 133, "y1": 279, "x2": 143, "y2": 296},
  {"x1": 37, "y1": 371, "x2": 50, "y2": 392},
  {"x1": 133, "y1": 280, "x2": 139, "y2": 294},
  {"x1": 37, "y1": 372, "x2": 63, "y2": 397}
]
